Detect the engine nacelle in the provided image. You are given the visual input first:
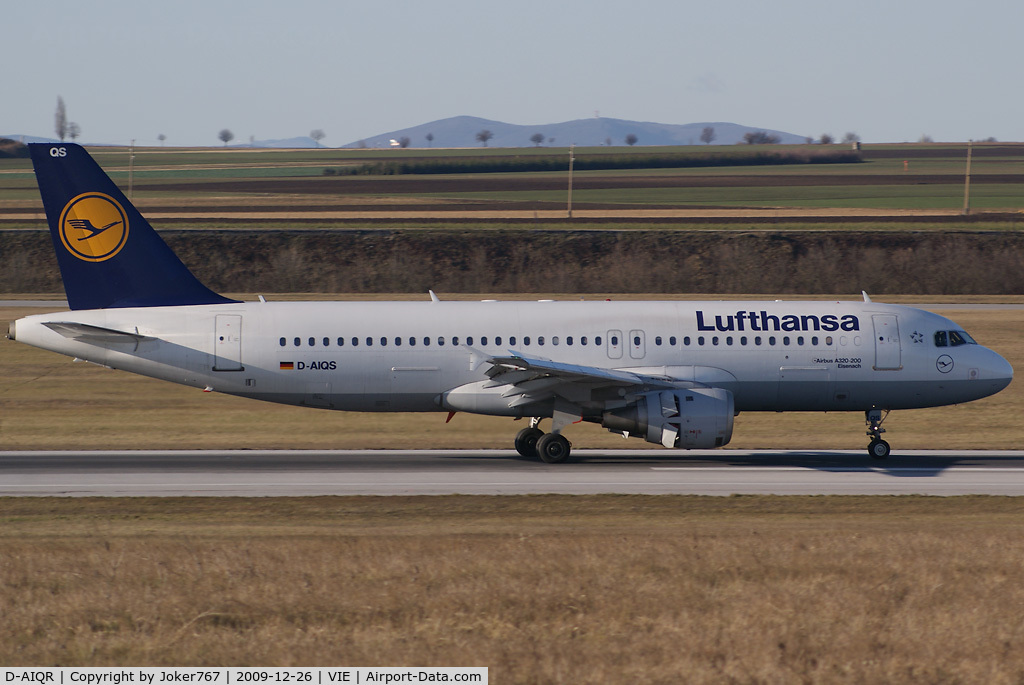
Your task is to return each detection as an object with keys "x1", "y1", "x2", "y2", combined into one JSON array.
[{"x1": 601, "y1": 388, "x2": 734, "y2": 449}]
